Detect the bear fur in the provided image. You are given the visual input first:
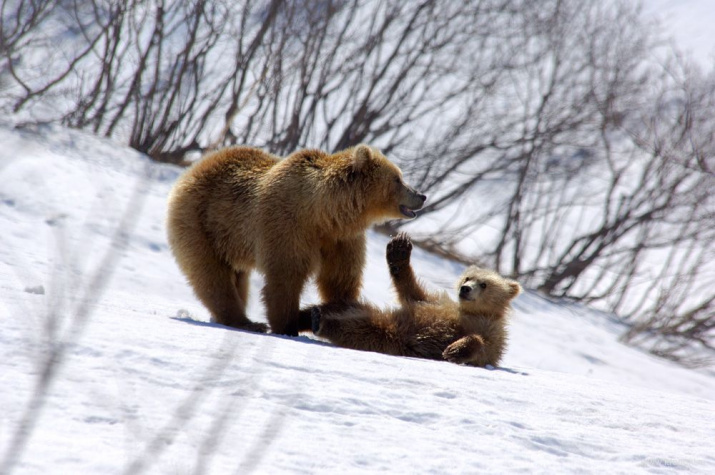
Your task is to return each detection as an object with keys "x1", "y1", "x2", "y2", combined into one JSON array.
[
  {"x1": 311, "y1": 233, "x2": 522, "y2": 367},
  {"x1": 167, "y1": 145, "x2": 426, "y2": 335}
]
